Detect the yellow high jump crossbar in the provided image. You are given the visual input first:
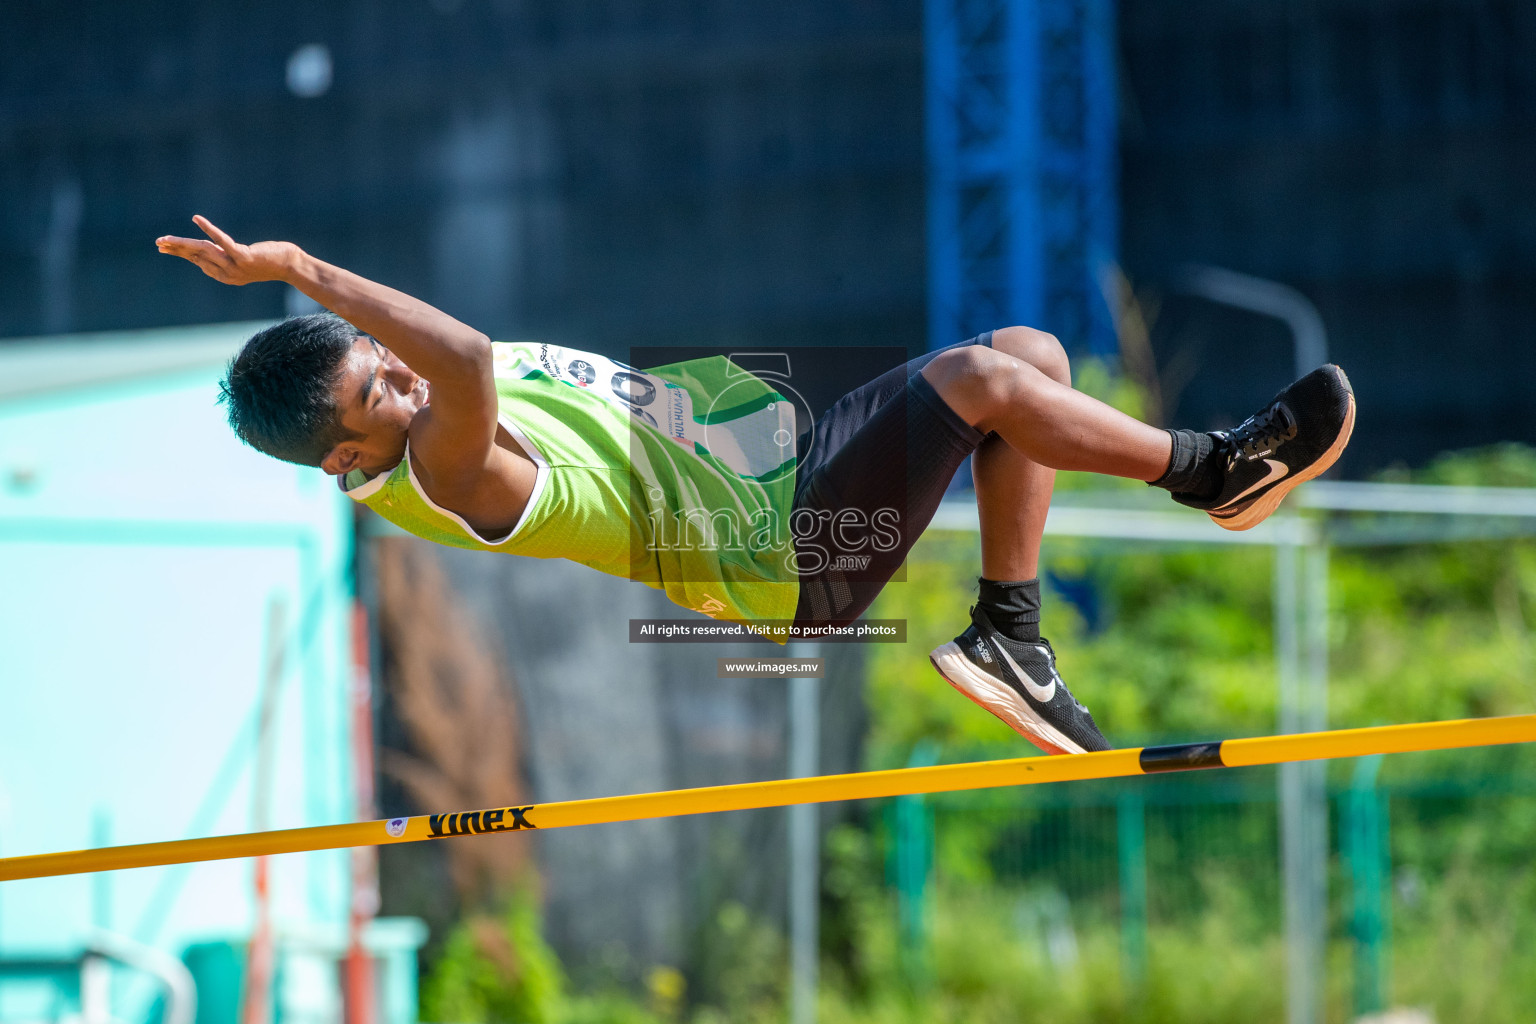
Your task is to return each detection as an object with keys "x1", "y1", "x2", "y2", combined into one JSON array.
[{"x1": 2, "y1": 714, "x2": 1533, "y2": 883}]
